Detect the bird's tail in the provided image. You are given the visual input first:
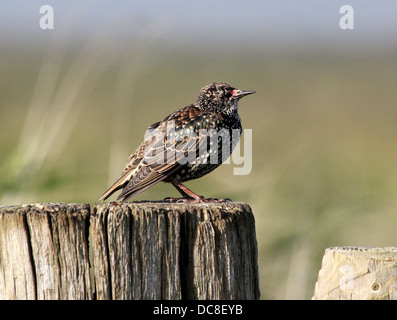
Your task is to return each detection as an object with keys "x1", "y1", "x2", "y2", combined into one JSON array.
[{"x1": 99, "y1": 171, "x2": 133, "y2": 201}]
